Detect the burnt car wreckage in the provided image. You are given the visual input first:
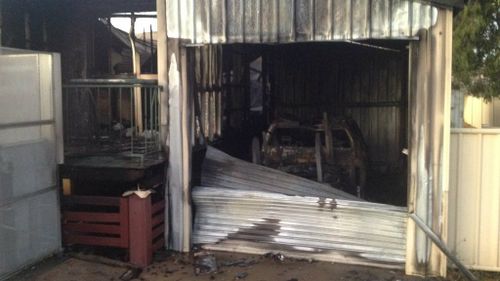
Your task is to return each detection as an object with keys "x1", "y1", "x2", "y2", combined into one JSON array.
[
  {"x1": 252, "y1": 116, "x2": 367, "y2": 197},
  {"x1": 0, "y1": 0, "x2": 477, "y2": 280}
]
